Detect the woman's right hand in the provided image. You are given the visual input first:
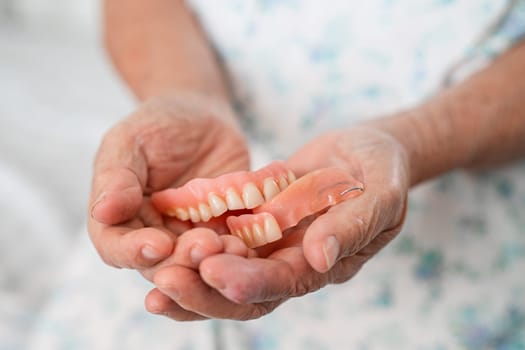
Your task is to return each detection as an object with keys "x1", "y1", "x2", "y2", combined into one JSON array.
[{"x1": 87, "y1": 92, "x2": 250, "y2": 271}]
